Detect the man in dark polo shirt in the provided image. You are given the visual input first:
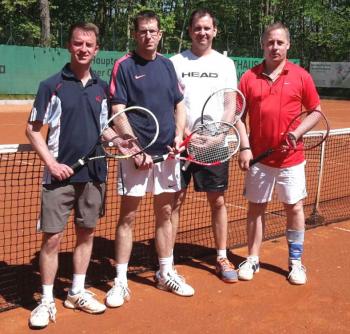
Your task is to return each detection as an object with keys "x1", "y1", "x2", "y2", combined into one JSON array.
[
  {"x1": 26, "y1": 22, "x2": 108, "y2": 329},
  {"x1": 105, "y1": 10, "x2": 194, "y2": 309}
]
